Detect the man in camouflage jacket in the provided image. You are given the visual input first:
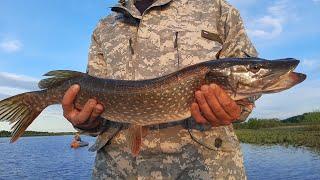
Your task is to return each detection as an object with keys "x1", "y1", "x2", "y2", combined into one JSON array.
[{"x1": 62, "y1": 0, "x2": 258, "y2": 179}]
